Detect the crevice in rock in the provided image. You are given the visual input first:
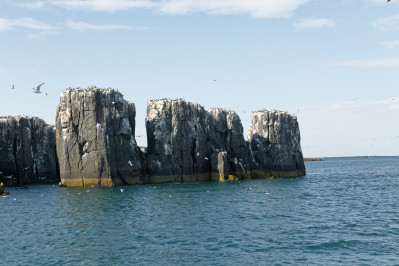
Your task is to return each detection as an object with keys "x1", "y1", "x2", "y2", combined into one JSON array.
[
  {"x1": 191, "y1": 138, "x2": 198, "y2": 181},
  {"x1": 12, "y1": 134, "x2": 19, "y2": 185}
]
